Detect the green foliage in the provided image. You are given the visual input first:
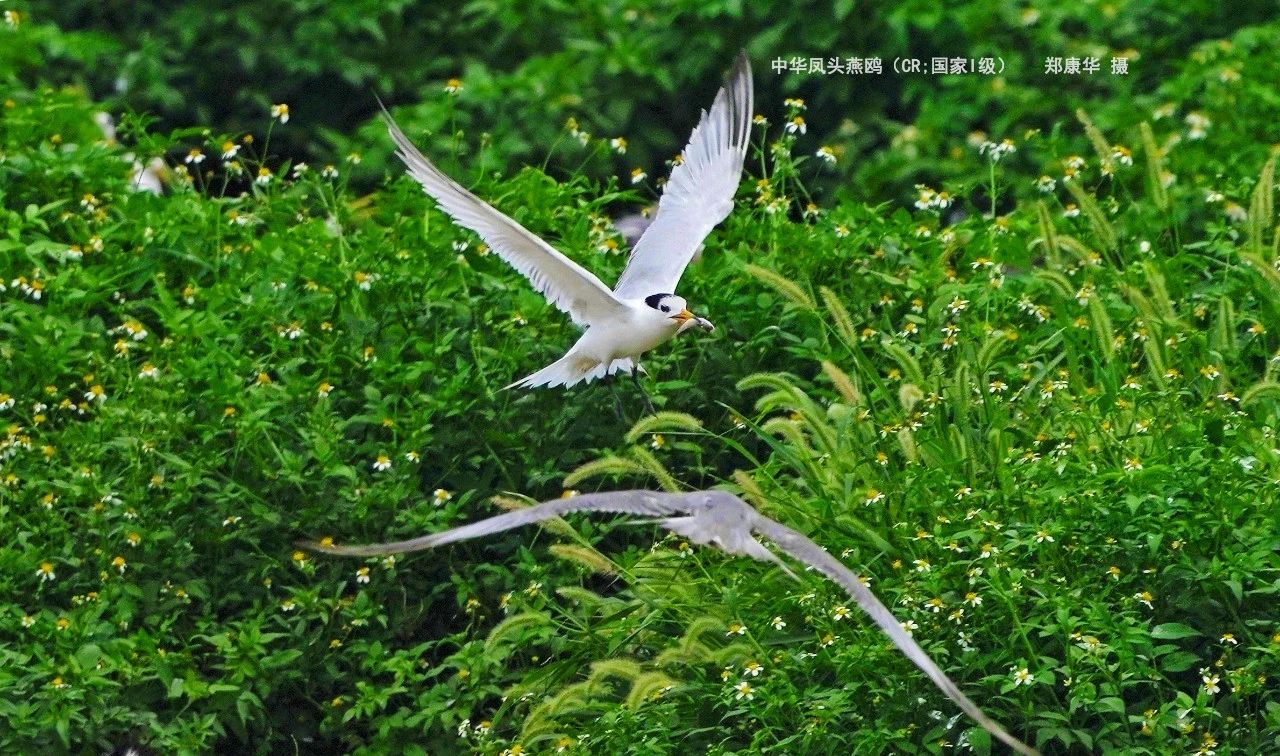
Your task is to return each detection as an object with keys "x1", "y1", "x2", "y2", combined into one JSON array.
[
  {"x1": 4, "y1": 8, "x2": 1280, "y2": 756},
  {"x1": 15, "y1": 0, "x2": 1280, "y2": 203}
]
